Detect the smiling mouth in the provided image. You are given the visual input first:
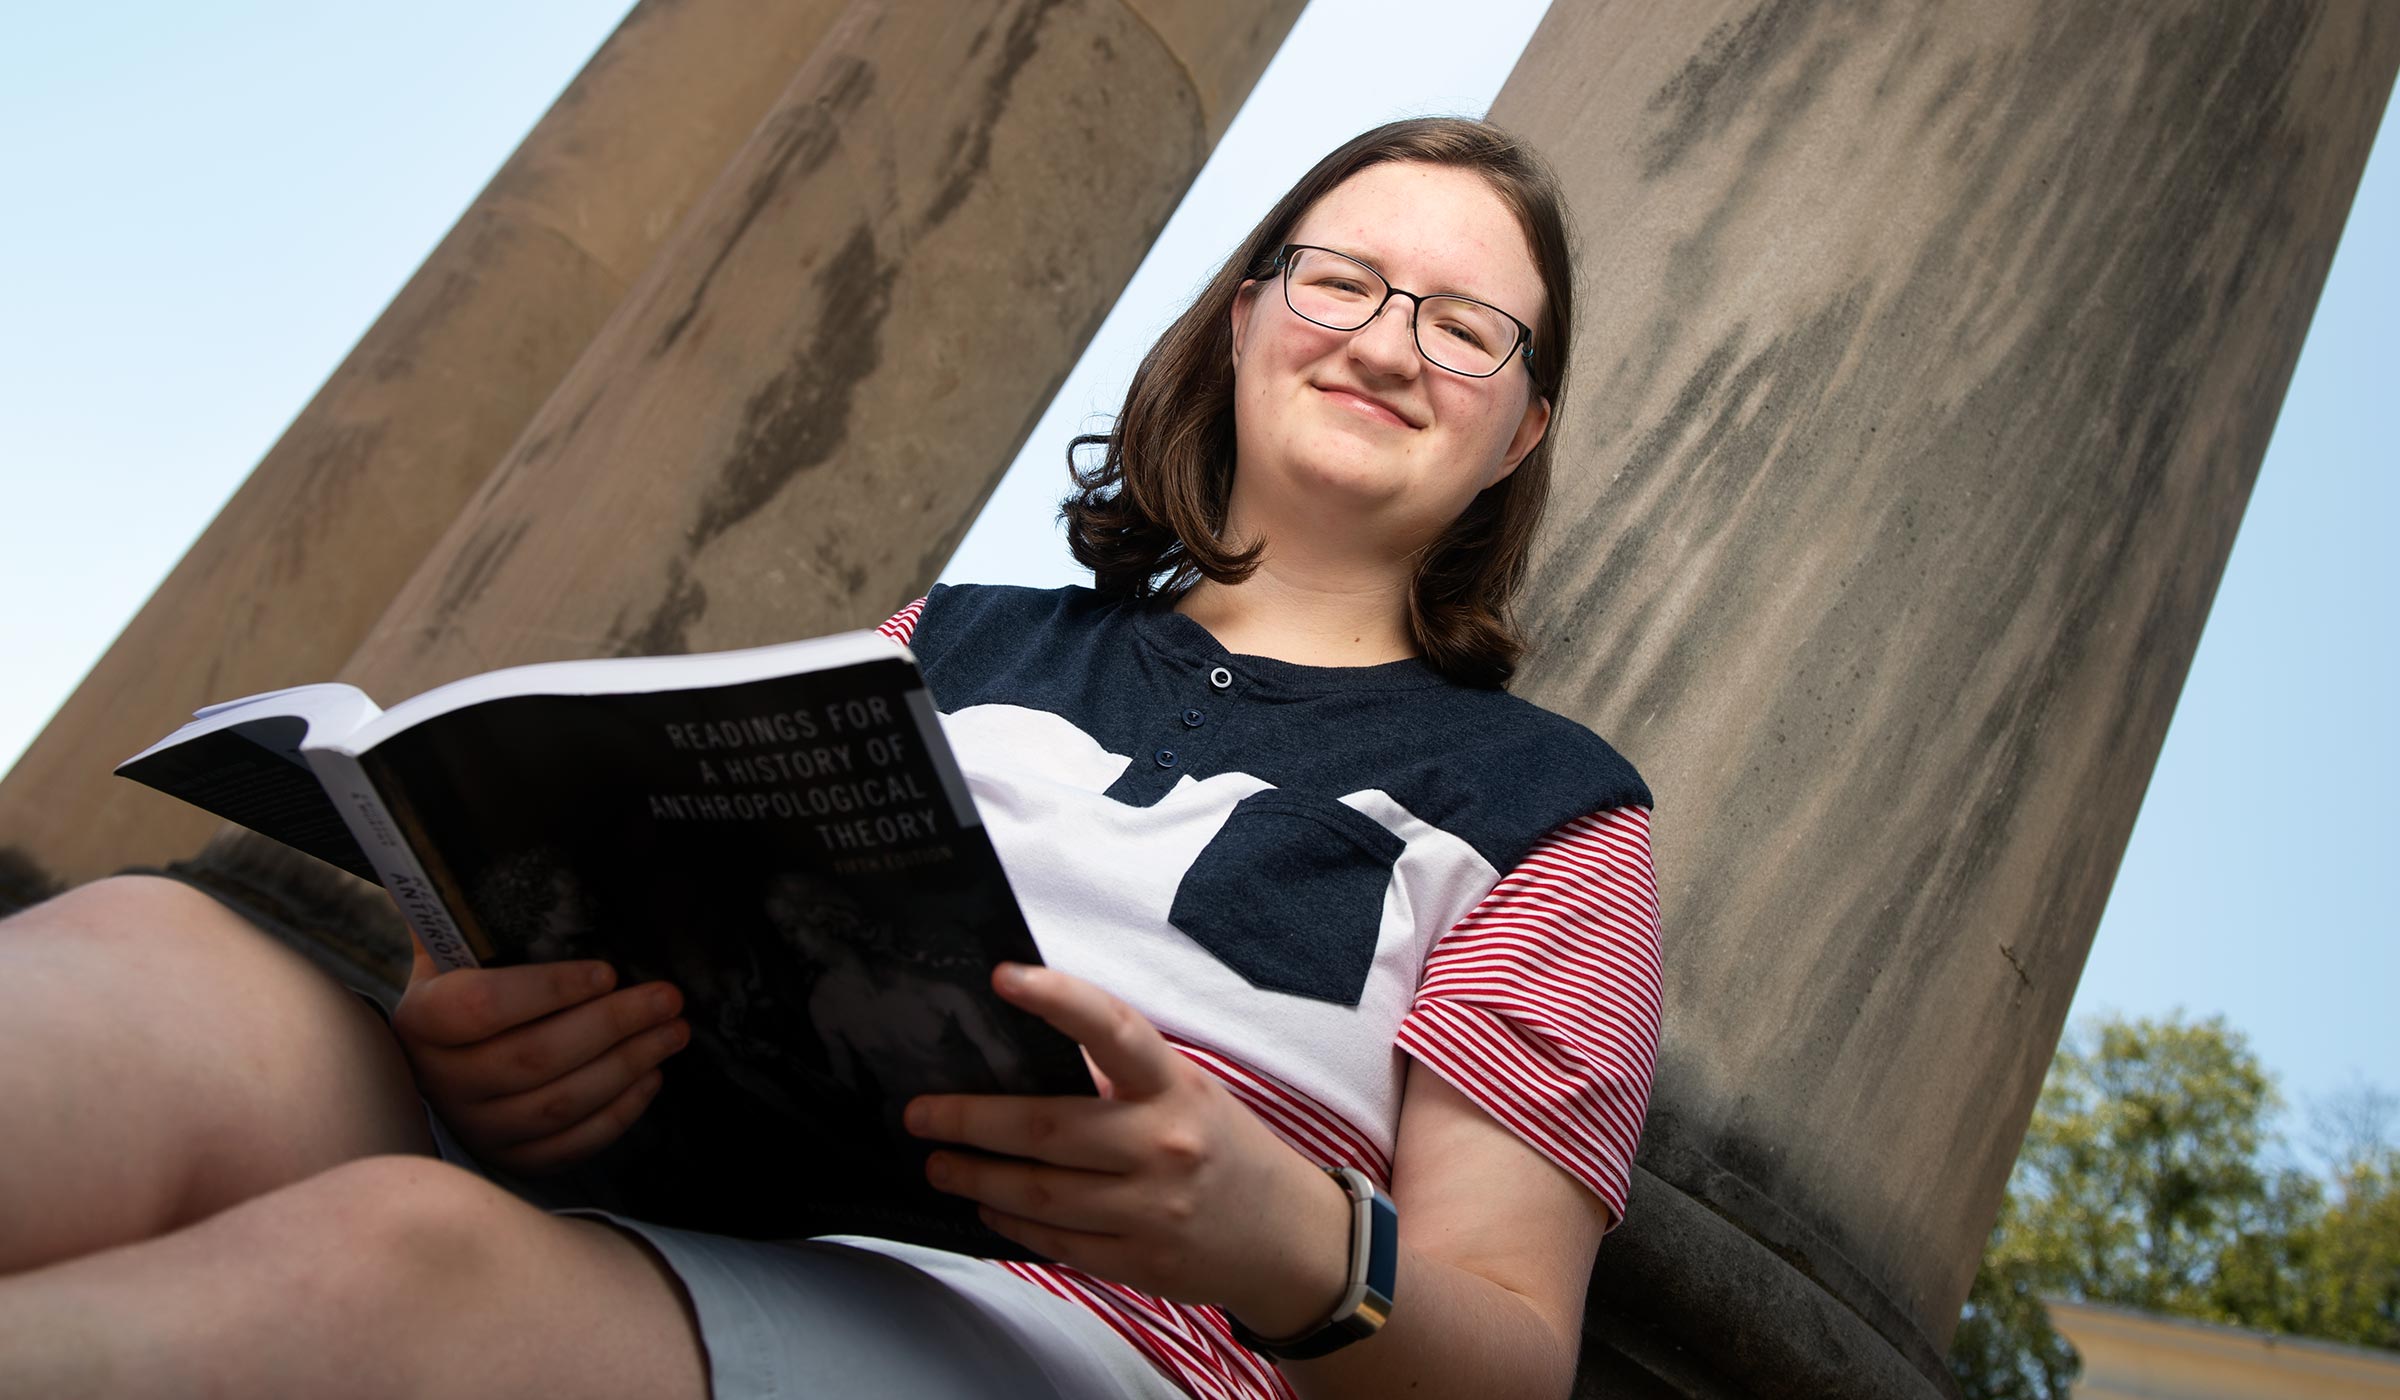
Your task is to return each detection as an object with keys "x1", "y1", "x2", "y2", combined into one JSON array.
[{"x1": 1317, "y1": 385, "x2": 1417, "y2": 429}]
